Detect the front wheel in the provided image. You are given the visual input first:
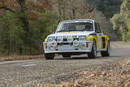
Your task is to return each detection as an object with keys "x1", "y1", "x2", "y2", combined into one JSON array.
[
  {"x1": 88, "y1": 40, "x2": 97, "y2": 58},
  {"x1": 101, "y1": 41, "x2": 110, "y2": 57},
  {"x1": 44, "y1": 53, "x2": 54, "y2": 60}
]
